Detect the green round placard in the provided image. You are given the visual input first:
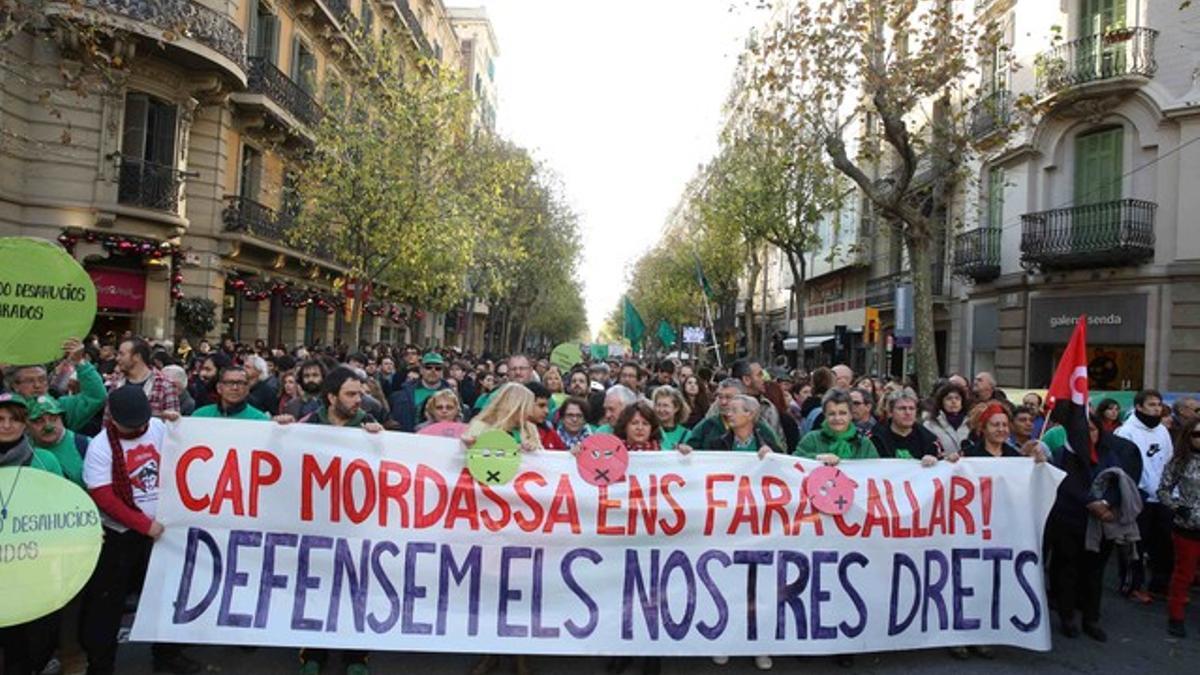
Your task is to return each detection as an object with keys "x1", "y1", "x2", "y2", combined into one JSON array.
[
  {"x1": 0, "y1": 237, "x2": 97, "y2": 365},
  {"x1": 0, "y1": 467, "x2": 103, "y2": 627}
]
